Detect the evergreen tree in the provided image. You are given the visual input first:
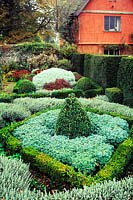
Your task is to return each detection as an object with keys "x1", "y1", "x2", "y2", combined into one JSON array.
[
  {"x1": 56, "y1": 94, "x2": 91, "y2": 139},
  {"x1": 0, "y1": 0, "x2": 54, "y2": 43}
]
